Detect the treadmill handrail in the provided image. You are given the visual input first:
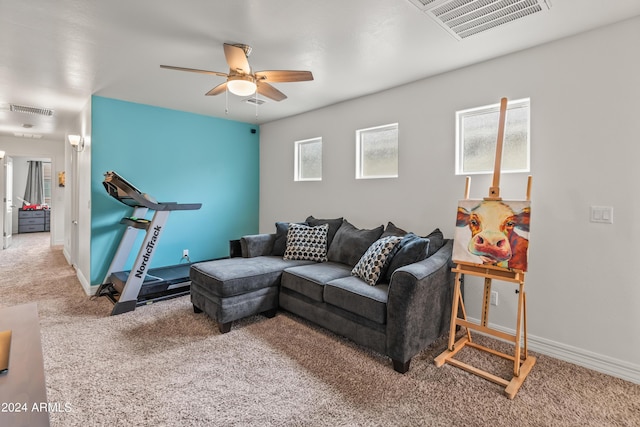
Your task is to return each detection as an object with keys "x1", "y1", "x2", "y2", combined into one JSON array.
[{"x1": 103, "y1": 171, "x2": 201, "y2": 211}]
